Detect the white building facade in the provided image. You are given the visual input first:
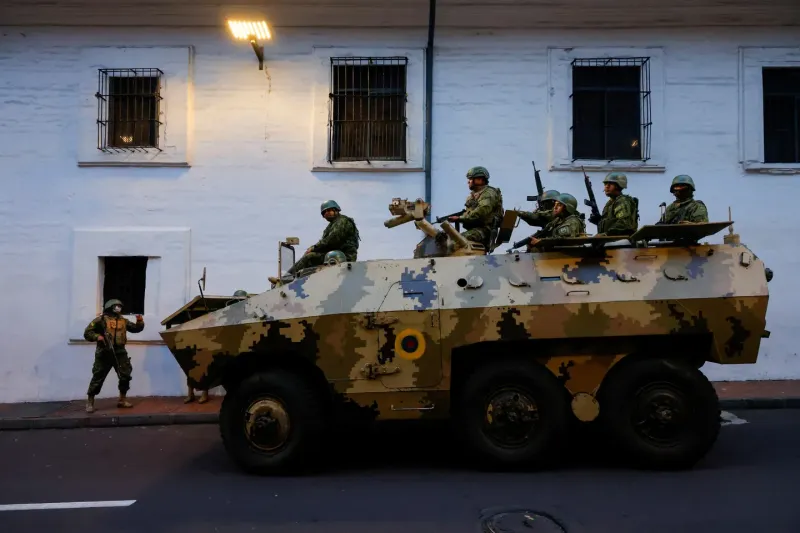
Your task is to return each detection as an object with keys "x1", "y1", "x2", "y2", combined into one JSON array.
[{"x1": 1, "y1": 0, "x2": 798, "y2": 403}]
